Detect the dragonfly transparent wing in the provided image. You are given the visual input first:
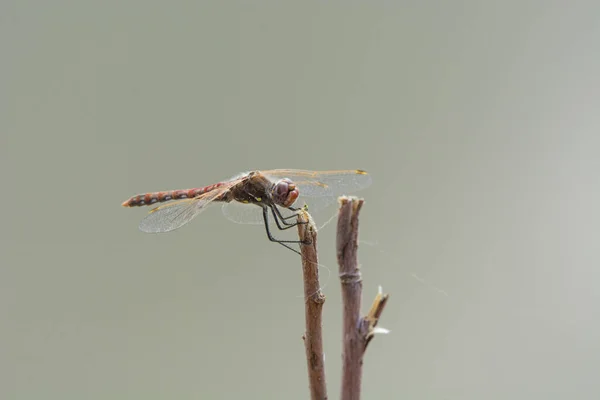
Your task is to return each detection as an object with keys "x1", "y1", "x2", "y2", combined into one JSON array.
[
  {"x1": 221, "y1": 200, "x2": 299, "y2": 225},
  {"x1": 261, "y1": 169, "x2": 372, "y2": 213},
  {"x1": 221, "y1": 201, "x2": 264, "y2": 225},
  {"x1": 138, "y1": 181, "x2": 238, "y2": 233},
  {"x1": 261, "y1": 169, "x2": 372, "y2": 198}
]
